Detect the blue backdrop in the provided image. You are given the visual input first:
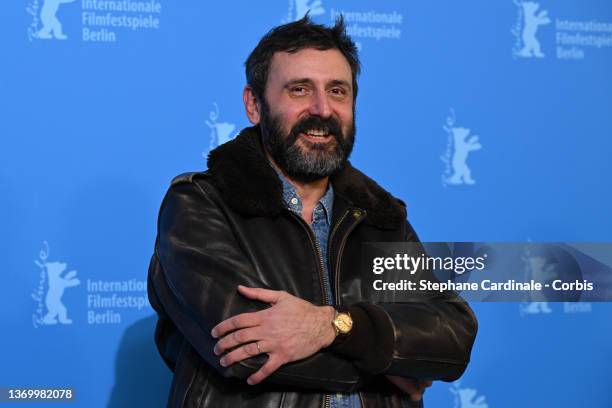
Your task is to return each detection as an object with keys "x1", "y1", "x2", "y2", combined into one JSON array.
[{"x1": 2, "y1": 1, "x2": 611, "y2": 407}]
